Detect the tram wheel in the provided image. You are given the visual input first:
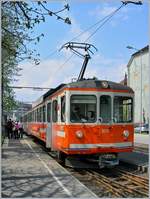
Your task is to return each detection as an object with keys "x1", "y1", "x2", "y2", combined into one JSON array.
[{"x1": 57, "y1": 151, "x2": 66, "y2": 164}]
